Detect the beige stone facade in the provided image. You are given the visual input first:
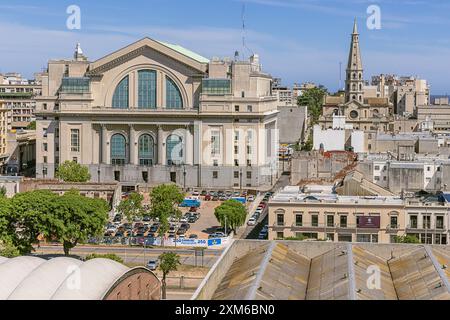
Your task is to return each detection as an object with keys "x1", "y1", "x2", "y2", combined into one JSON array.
[{"x1": 35, "y1": 38, "x2": 279, "y2": 189}]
